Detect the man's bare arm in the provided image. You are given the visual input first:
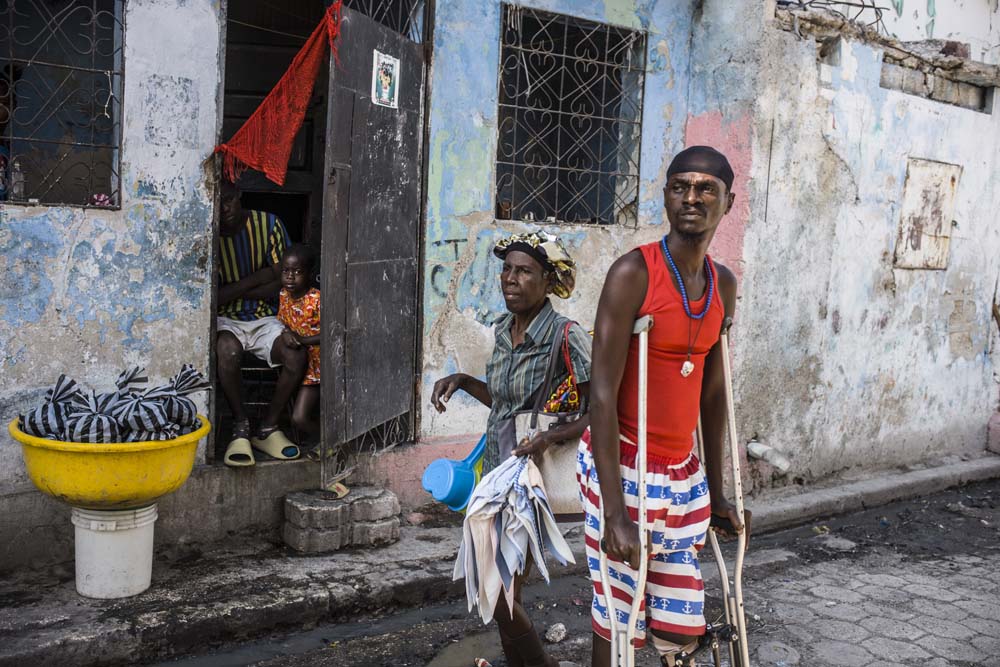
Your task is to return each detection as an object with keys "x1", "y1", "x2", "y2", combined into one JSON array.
[
  {"x1": 218, "y1": 265, "x2": 280, "y2": 306},
  {"x1": 590, "y1": 251, "x2": 647, "y2": 569}
]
